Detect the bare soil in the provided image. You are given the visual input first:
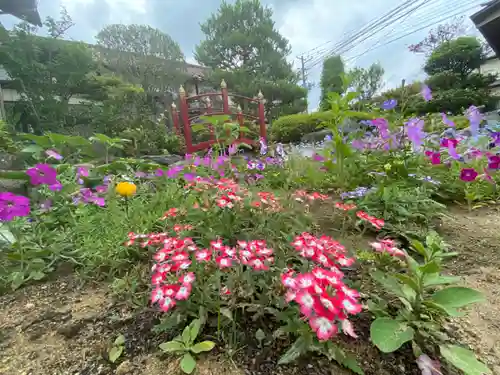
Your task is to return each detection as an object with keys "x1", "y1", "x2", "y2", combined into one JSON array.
[
  {"x1": 439, "y1": 206, "x2": 500, "y2": 375},
  {"x1": 0, "y1": 206, "x2": 498, "y2": 375}
]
